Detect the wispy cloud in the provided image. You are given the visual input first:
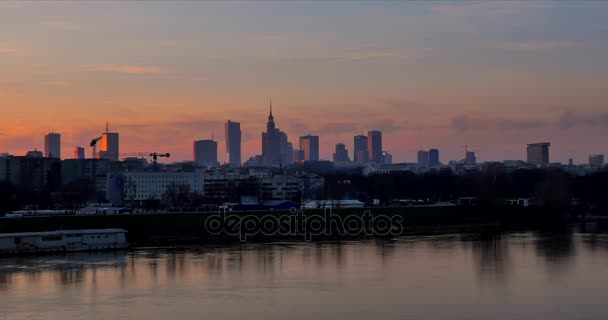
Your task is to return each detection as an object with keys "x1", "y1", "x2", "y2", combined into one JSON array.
[
  {"x1": 337, "y1": 50, "x2": 402, "y2": 62},
  {"x1": 83, "y1": 64, "x2": 170, "y2": 75},
  {"x1": 558, "y1": 111, "x2": 608, "y2": 129},
  {"x1": 0, "y1": 46, "x2": 18, "y2": 54},
  {"x1": 451, "y1": 114, "x2": 546, "y2": 132},
  {"x1": 41, "y1": 80, "x2": 70, "y2": 87},
  {"x1": 481, "y1": 41, "x2": 579, "y2": 52},
  {"x1": 43, "y1": 20, "x2": 84, "y2": 31}
]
